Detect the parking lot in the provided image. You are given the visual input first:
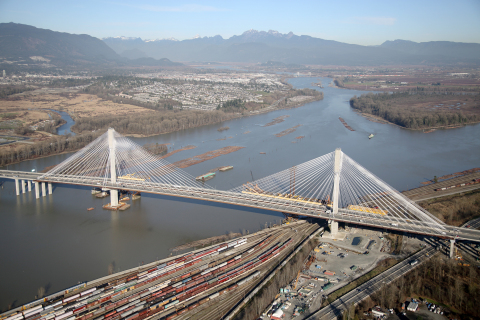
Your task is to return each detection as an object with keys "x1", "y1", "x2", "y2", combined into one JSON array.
[{"x1": 259, "y1": 225, "x2": 425, "y2": 319}]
